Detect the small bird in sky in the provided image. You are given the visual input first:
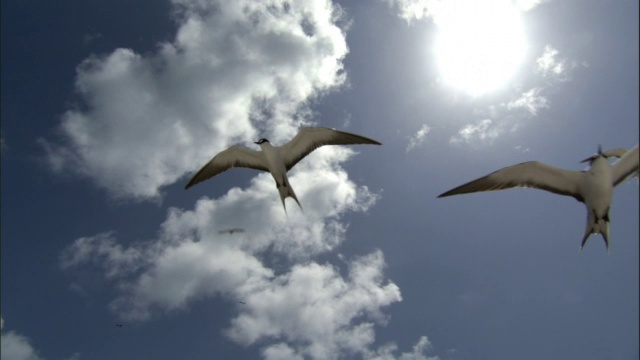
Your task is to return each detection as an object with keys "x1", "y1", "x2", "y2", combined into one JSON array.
[
  {"x1": 219, "y1": 228, "x2": 245, "y2": 235},
  {"x1": 115, "y1": 324, "x2": 124, "y2": 328},
  {"x1": 185, "y1": 127, "x2": 382, "y2": 212},
  {"x1": 438, "y1": 145, "x2": 639, "y2": 251},
  {"x1": 238, "y1": 301, "x2": 246, "y2": 304}
]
